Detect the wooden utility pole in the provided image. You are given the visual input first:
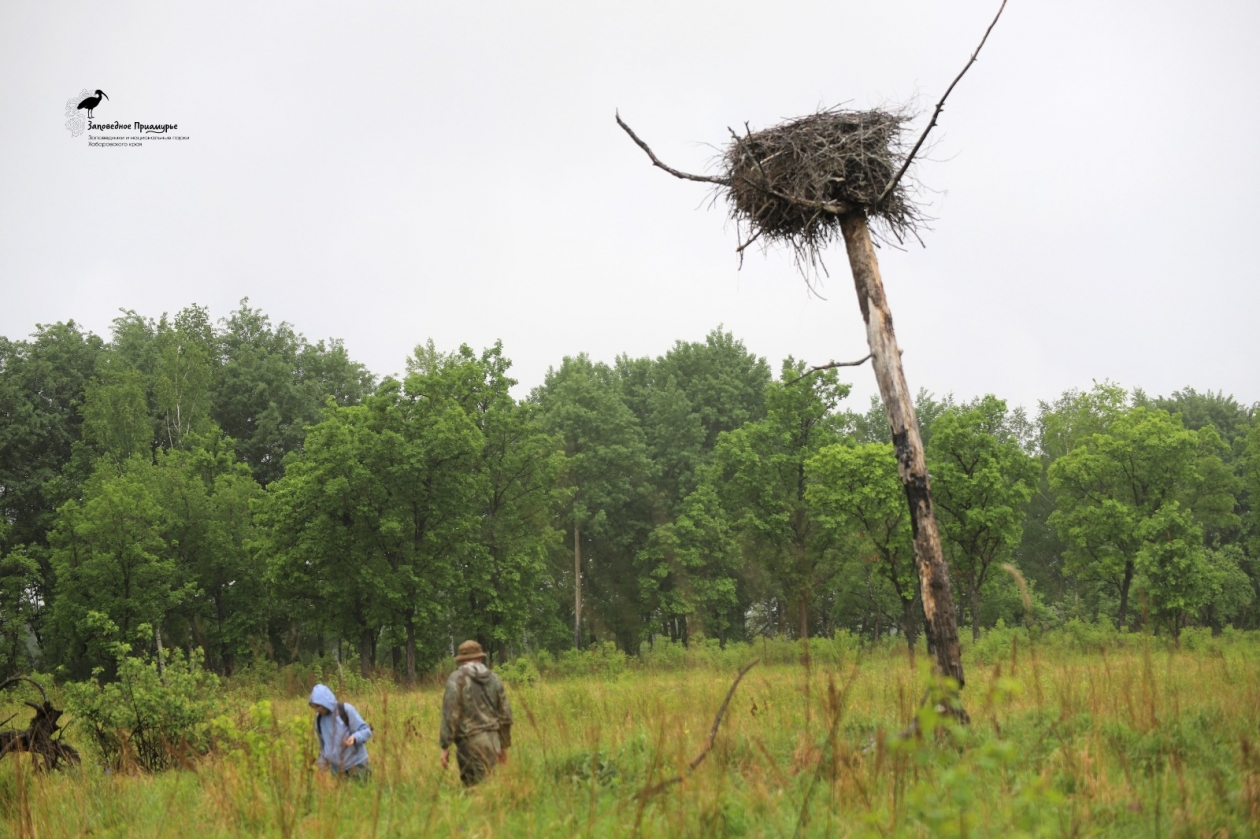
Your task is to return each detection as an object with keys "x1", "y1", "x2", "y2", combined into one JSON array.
[{"x1": 839, "y1": 212, "x2": 965, "y2": 692}]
